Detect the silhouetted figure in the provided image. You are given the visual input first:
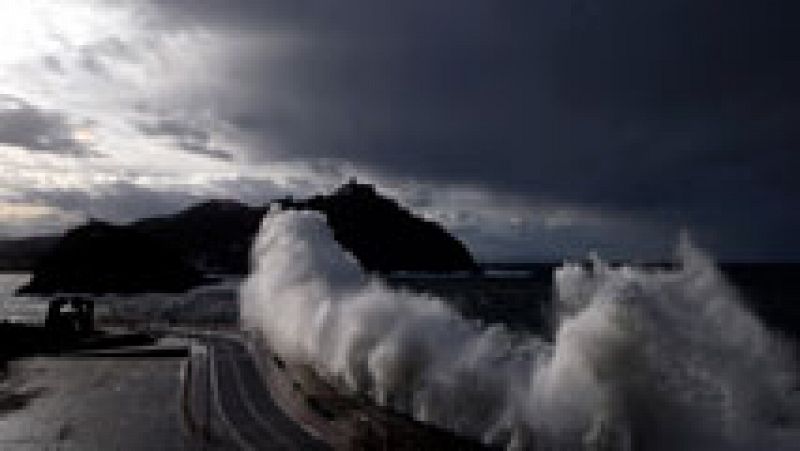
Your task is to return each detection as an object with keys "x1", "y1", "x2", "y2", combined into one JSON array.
[{"x1": 45, "y1": 296, "x2": 94, "y2": 337}]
